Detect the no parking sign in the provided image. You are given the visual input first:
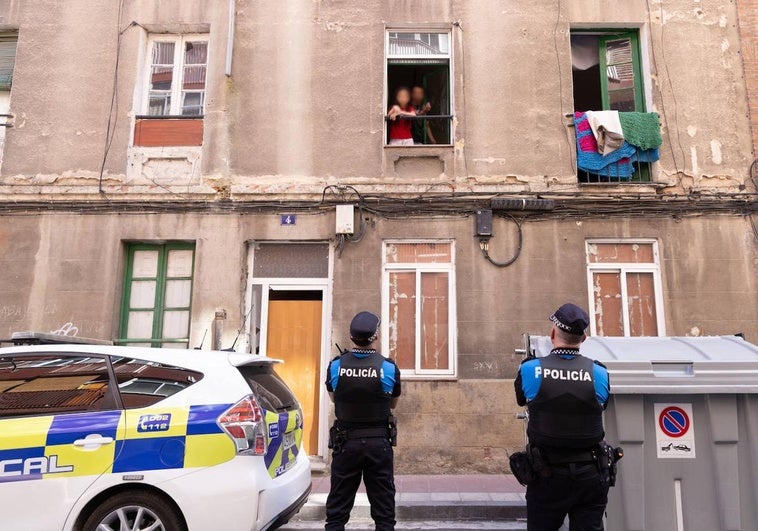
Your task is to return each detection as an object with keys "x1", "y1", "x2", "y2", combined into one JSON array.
[{"x1": 655, "y1": 403, "x2": 696, "y2": 458}]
